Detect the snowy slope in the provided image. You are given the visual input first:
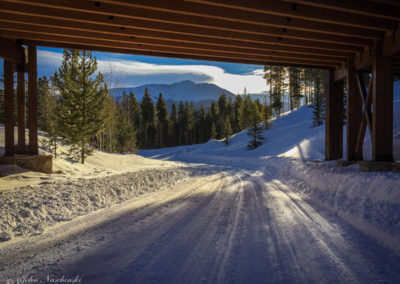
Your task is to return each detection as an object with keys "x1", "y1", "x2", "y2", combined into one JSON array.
[
  {"x1": 0, "y1": 126, "x2": 185, "y2": 191},
  {"x1": 141, "y1": 81, "x2": 400, "y2": 164},
  {"x1": 139, "y1": 82, "x2": 400, "y2": 252},
  {"x1": 111, "y1": 80, "x2": 236, "y2": 103}
]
